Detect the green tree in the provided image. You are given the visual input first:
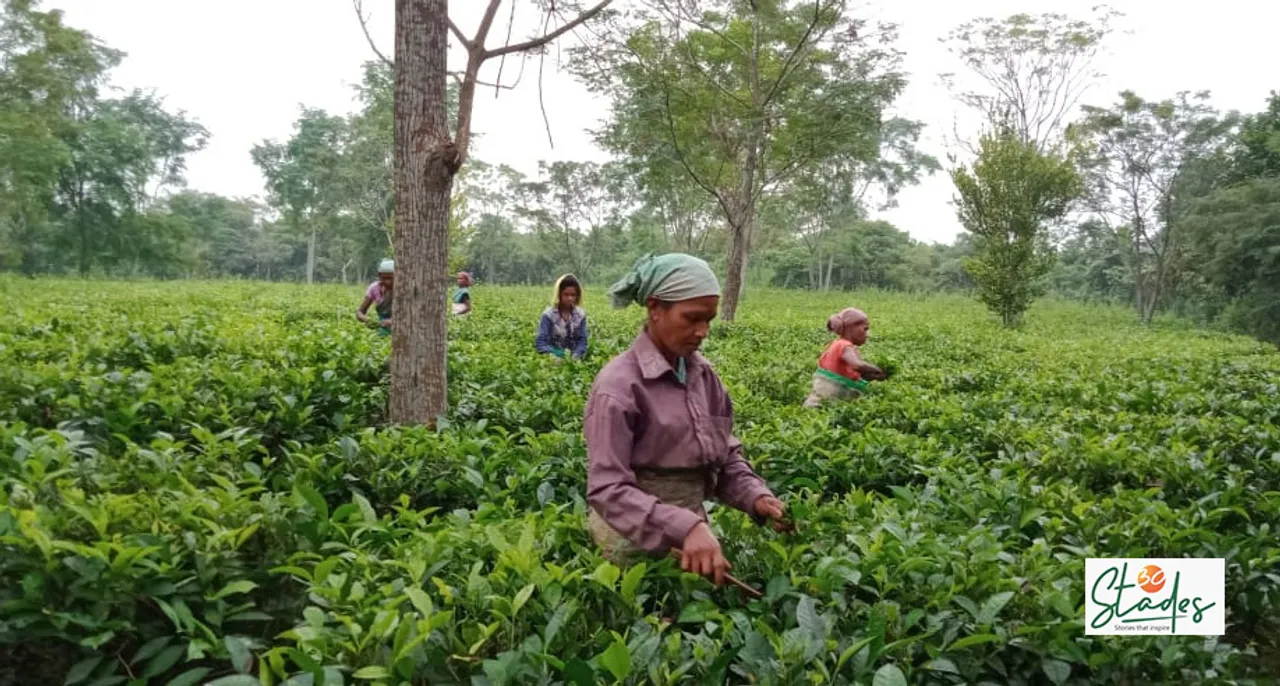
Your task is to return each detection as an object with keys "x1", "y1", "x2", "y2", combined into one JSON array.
[
  {"x1": 1049, "y1": 219, "x2": 1131, "y2": 303},
  {"x1": 941, "y1": 7, "x2": 1119, "y2": 151},
  {"x1": 952, "y1": 132, "x2": 1081, "y2": 327},
  {"x1": 0, "y1": 0, "x2": 119, "y2": 272},
  {"x1": 1226, "y1": 91, "x2": 1280, "y2": 183},
  {"x1": 576, "y1": 0, "x2": 911, "y2": 320},
  {"x1": 251, "y1": 108, "x2": 345, "y2": 285},
  {"x1": 1179, "y1": 178, "x2": 1280, "y2": 344},
  {"x1": 513, "y1": 160, "x2": 624, "y2": 279},
  {"x1": 52, "y1": 90, "x2": 206, "y2": 276},
  {"x1": 1075, "y1": 90, "x2": 1236, "y2": 323},
  {"x1": 164, "y1": 191, "x2": 262, "y2": 277},
  {"x1": 771, "y1": 116, "x2": 938, "y2": 290}
]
